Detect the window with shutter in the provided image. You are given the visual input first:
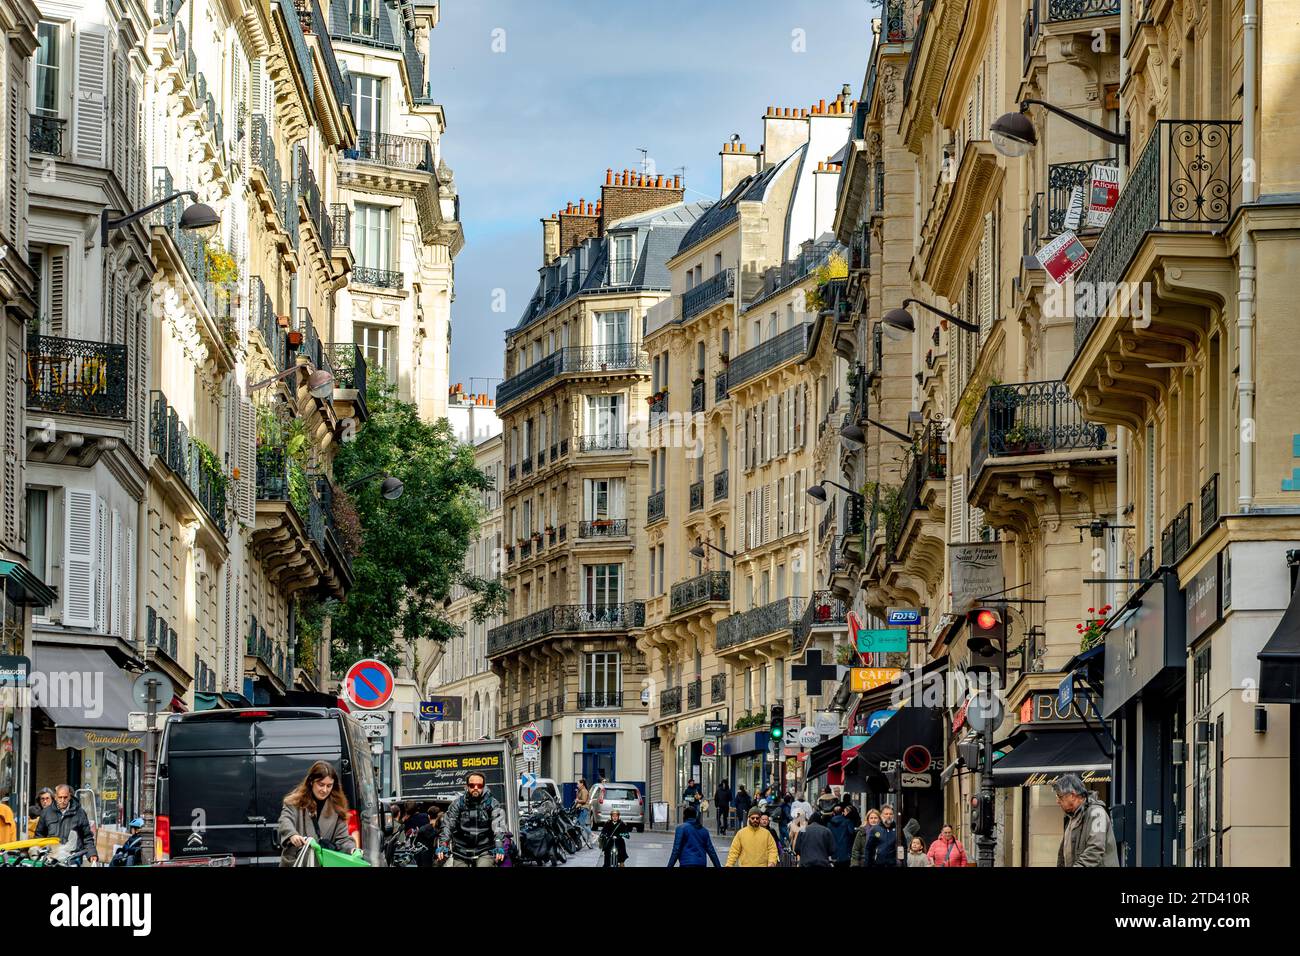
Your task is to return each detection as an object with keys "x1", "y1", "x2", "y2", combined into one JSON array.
[
  {"x1": 95, "y1": 497, "x2": 108, "y2": 632},
  {"x1": 110, "y1": 510, "x2": 121, "y2": 635},
  {"x1": 124, "y1": 527, "x2": 134, "y2": 644},
  {"x1": 3, "y1": 344, "x2": 17, "y2": 547},
  {"x1": 5, "y1": 60, "x2": 21, "y2": 243},
  {"x1": 72, "y1": 26, "x2": 108, "y2": 166},
  {"x1": 950, "y1": 473, "x2": 967, "y2": 542},
  {"x1": 63, "y1": 489, "x2": 96, "y2": 628},
  {"x1": 979, "y1": 214, "x2": 993, "y2": 338},
  {"x1": 239, "y1": 400, "x2": 257, "y2": 523}
]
